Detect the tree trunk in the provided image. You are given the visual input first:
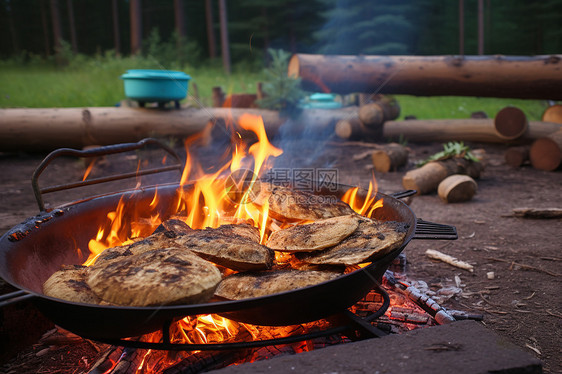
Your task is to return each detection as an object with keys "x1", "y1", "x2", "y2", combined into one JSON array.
[
  {"x1": 8, "y1": 4, "x2": 20, "y2": 54},
  {"x1": 0, "y1": 107, "x2": 354, "y2": 152},
  {"x1": 529, "y1": 129, "x2": 562, "y2": 171},
  {"x1": 41, "y1": 0, "x2": 51, "y2": 57},
  {"x1": 205, "y1": 0, "x2": 216, "y2": 59},
  {"x1": 49, "y1": 0, "x2": 63, "y2": 54},
  {"x1": 111, "y1": 0, "x2": 121, "y2": 56},
  {"x1": 130, "y1": 0, "x2": 142, "y2": 55},
  {"x1": 383, "y1": 119, "x2": 562, "y2": 144},
  {"x1": 218, "y1": 0, "x2": 231, "y2": 74},
  {"x1": 174, "y1": 0, "x2": 186, "y2": 41},
  {"x1": 288, "y1": 54, "x2": 562, "y2": 100},
  {"x1": 66, "y1": 0, "x2": 78, "y2": 53}
]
